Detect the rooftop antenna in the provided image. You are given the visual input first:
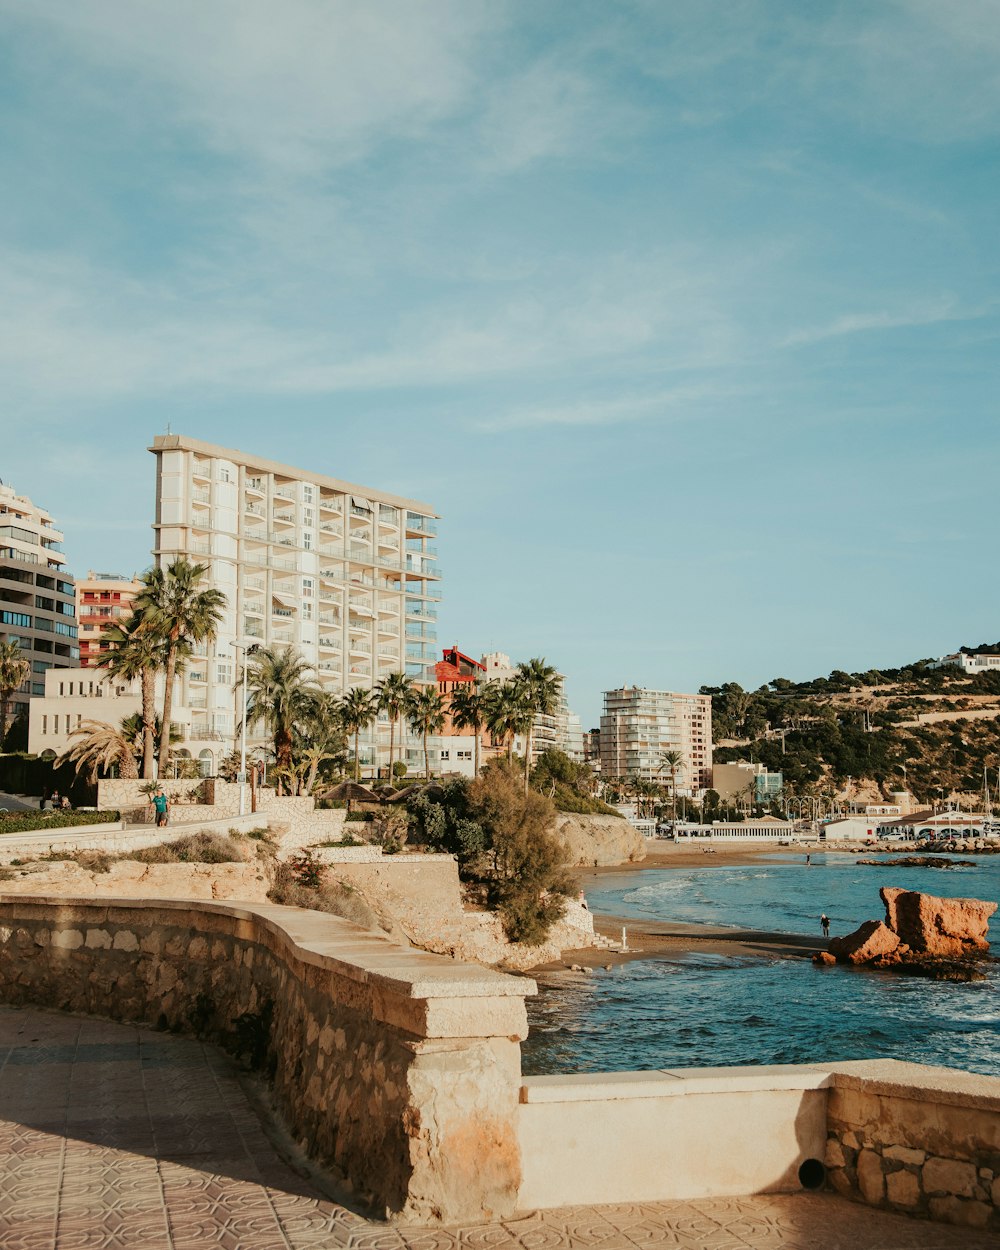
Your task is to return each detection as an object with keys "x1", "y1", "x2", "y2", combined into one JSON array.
[{"x1": 166, "y1": 422, "x2": 172, "y2": 435}]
